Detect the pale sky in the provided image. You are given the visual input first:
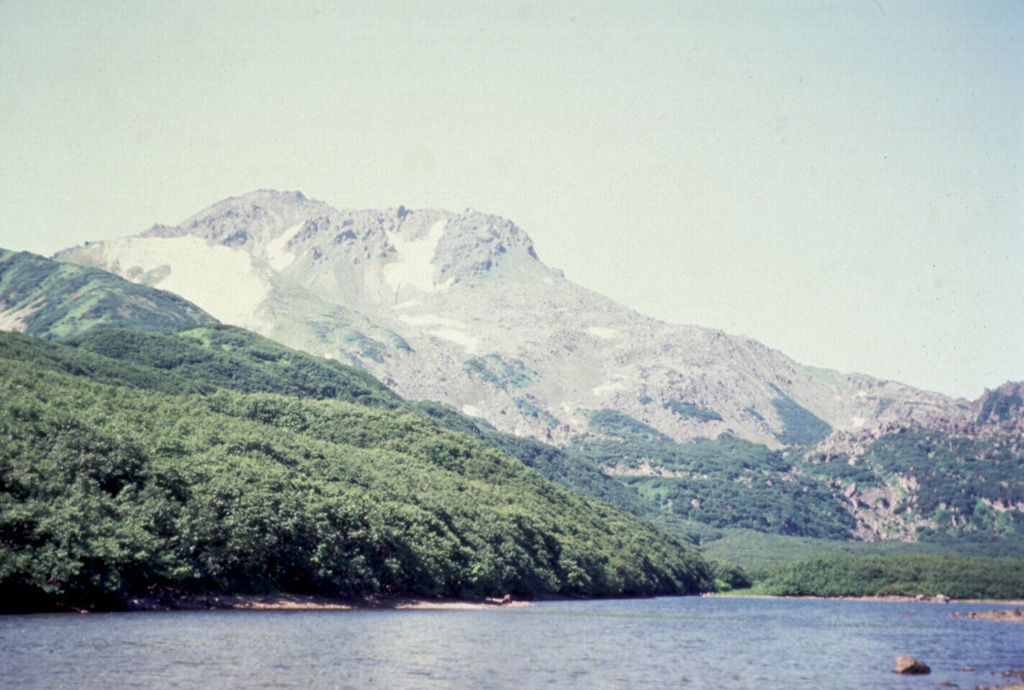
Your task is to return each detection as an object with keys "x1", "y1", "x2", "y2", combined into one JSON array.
[{"x1": 1, "y1": 1, "x2": 1021, "y2": 399}]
